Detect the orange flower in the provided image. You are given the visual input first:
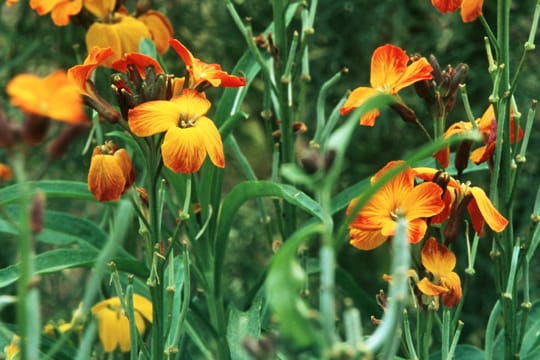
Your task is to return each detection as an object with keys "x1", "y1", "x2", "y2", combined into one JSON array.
[
  {"x1": 169, "y1": 39, "x2": 246, "y2": 90},
  {"x1": 84, "y1": 0, "x2": 172, "y2": 66},
  {"x1": 128, "y1": 89, "x2": 225, "y2": 173},
  {"x1": 416, "y1": 237, "x2": 462, "y2": 307},
  {"x1": 432, "y1": 0, "x2": 483, "y2": 23},
  {"x1": 88, "y1": 141, "x2": 135, "y2": 202},
  {"x1": 6, "y1": 0, "x2": 18, "y2": 6},
  {"x1": 6, "y1": 70, "x2": 86, "y2": 123},
  {"x1": 30, "y1": 0, "x2": 82, "y2": 26},
  {"x1": 0, "y1": 163, "x2": 12, "y2": 181},
  {"x1": 413, "y1": 167, "x2": 508, "y2": 237},
  {"x1": 68, "y1": 47, "x2": 114, "y2": 96},
  {"x1": 111, "y1": 52, "x2": 164, "y2": 78},
  {"x1": 340, "y1": 44, "x2": 433, "y2": 126},
  {"x1": 347, "y1": 161, "x2": 445, "y2": 250}
]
